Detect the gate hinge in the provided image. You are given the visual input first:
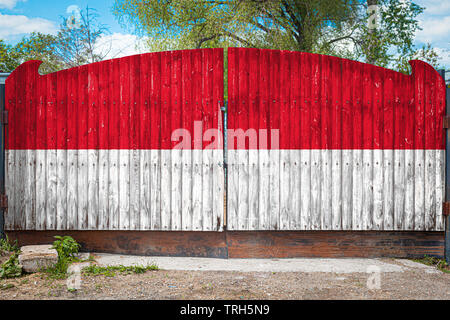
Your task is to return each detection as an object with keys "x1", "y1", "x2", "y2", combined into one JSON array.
[
  {"x1": 443, "y1": 116, "x2": 450, "y2": 129},
  {"x1": 0, "y1": 194, "x2": 7, "y2": 212},
  {"x1": 1, "y1": 110, "x2": 8, "y2": 125},
  {"x1": 443, "y1": 202, "x2": 450, "y2": 216}
]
